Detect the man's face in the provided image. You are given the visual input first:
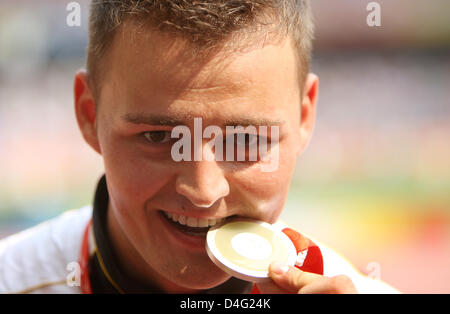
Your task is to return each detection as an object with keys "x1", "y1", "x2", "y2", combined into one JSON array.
[{"x1": 79, "y1": 24, "x2": 316, "y2": 292}]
